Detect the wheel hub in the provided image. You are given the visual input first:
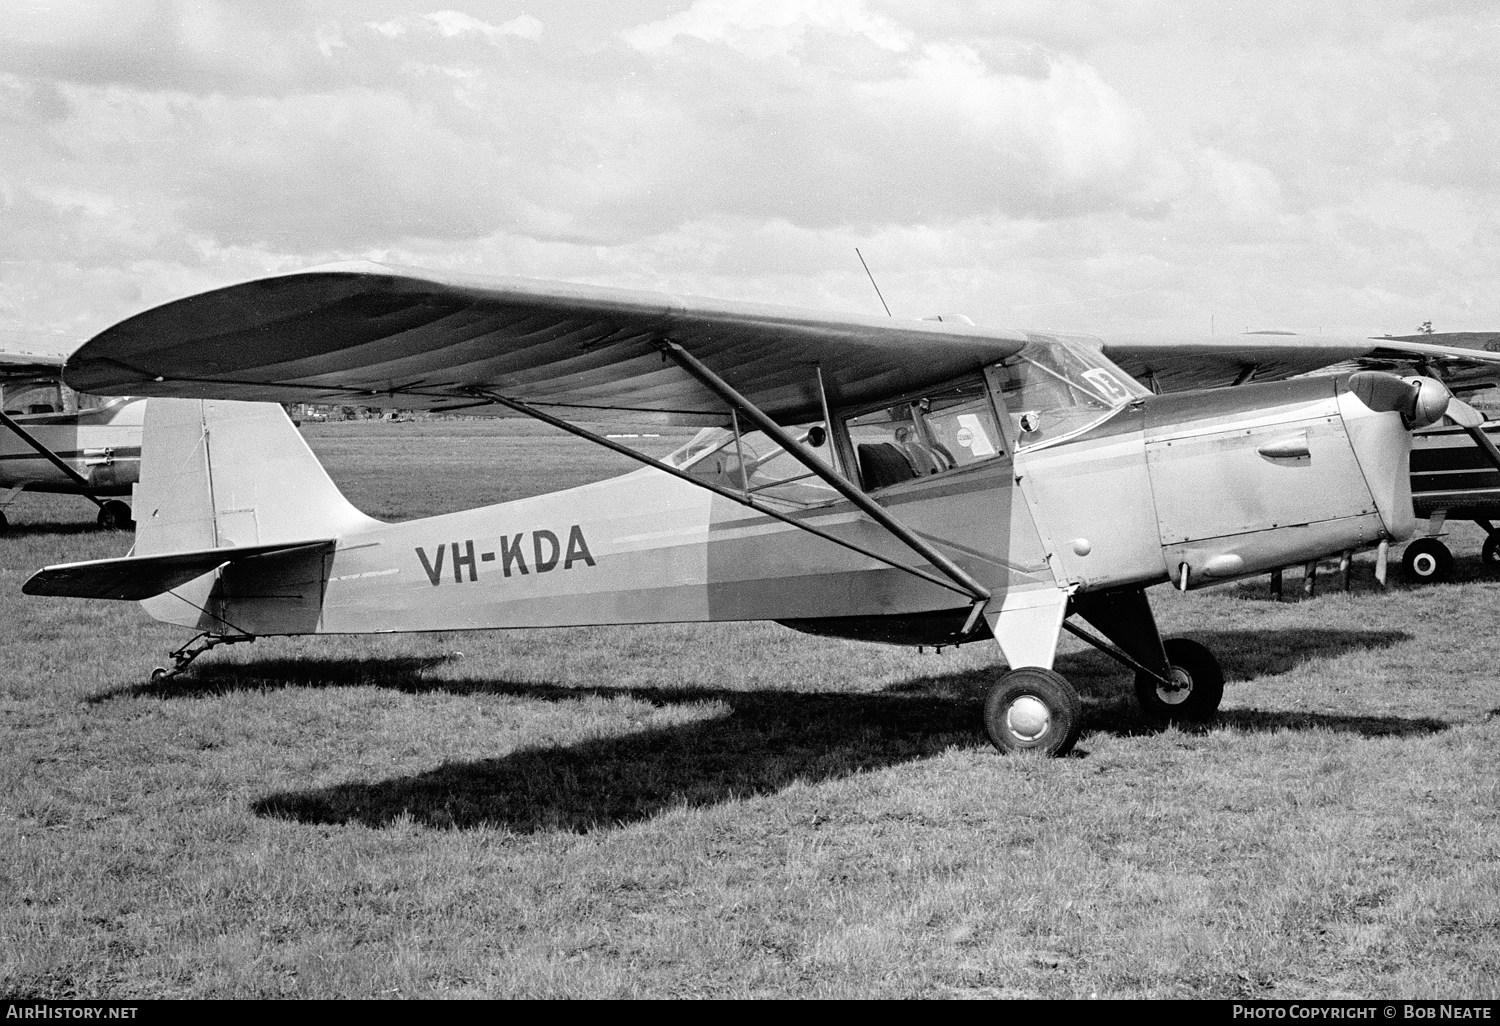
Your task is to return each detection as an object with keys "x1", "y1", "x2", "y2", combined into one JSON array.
[
  {"x1": 1156, "y1": 667, "x2": 1193, "y2": 705},
  {"x1": 1005, "y1": 695, "x2": 1051, "y2": 742},
  {"x1": 1412, "y1": 553, "x2": 1437, "y2": 576}
]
